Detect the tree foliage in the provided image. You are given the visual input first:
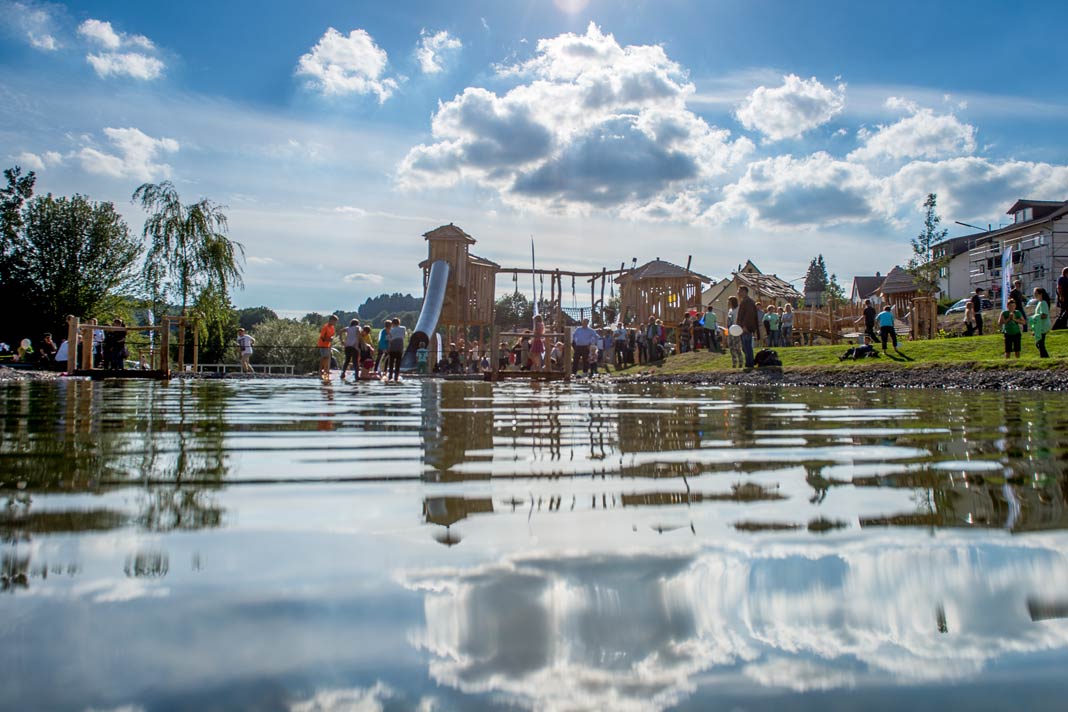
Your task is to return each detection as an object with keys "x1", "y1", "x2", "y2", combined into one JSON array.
[
  {"x1": 356, "y1": 292, "x2": 421, "y2": 325},
  {"x1": 251, "y1": 318, "x2": 320, "y2": 373},
  {"x1": 827, "y1": 273, "x2": 846, "y2": 308},
  {"x1": 237, "y1": 306, "x2": 278, "y2": 331},
  {"x1": 494, "y1": 293, "x2": 533, "y2": 329},
  {"x1": 803, "y1": 255, "x2": 829, "y2": 295},
  {"x1": 10, "y1": 192, "x2": 141, "y2": 337},
  {"x1": 908, "y1": 193, "x2": 950, "y2": 295},
  {"x1": 193, "y1": 285, "x2": 239, "y2": 363},
  {"x1": 133, "y1": 181, "x2": 244, "y2": 313}
]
